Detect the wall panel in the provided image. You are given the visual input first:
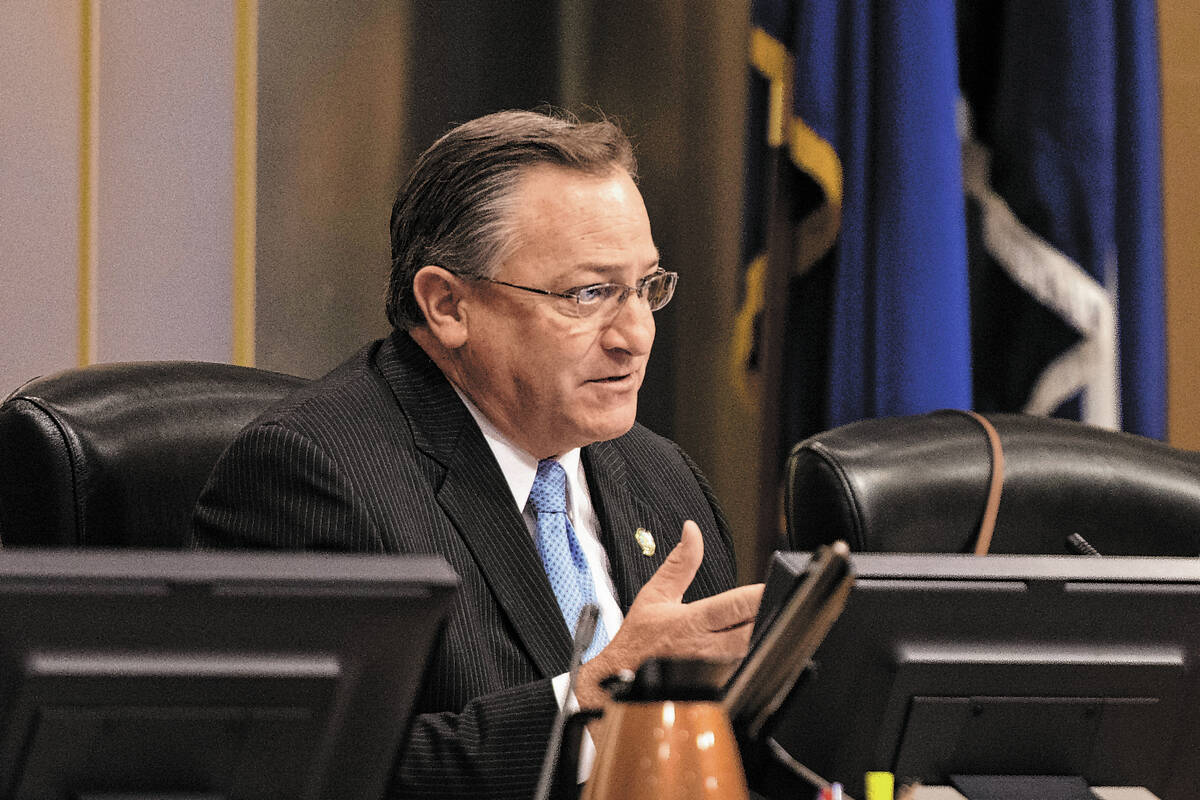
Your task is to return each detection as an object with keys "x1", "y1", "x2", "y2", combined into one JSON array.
[
  {"x1": 254, "y1": 0, "x2": 408, "y2": 378},
  {"x1": 1161, "y1": 0, "x2": 1200, "y2": 448},
  {"x1": 94, "y1": 0, "x2": 234, "y2": 363},
  {"x1": 0, "y1": 1, "x2": 82, "y2": 391}
]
